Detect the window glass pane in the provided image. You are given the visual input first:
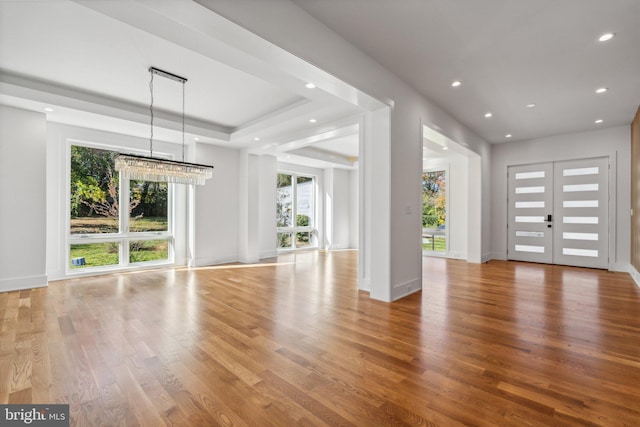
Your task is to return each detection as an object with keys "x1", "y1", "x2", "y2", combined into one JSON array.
[
  {"x1": 515, "y1": 201, "x2": 545, "y2": 209},
  {"x1": 70, "y1": 145, "x2": 119, "y2": 234},
  {"x1": 422, "y1": 170, "x2": 446, "y2": 228},
  {"x1": 515, "y1": 171, "x2": 545, "y2": 180},
  {"x1": 422, "y1": 170, "x2": 447, "y2": 252},
  {"x1": 515, "y1": 216, "x2": 545, "y2": 223},
  {"x1": 277, "y1": 232, "x2": 292, "y2": 249},
  {"x1": 516, "y1": 231, "x2": 544, "y2": 238},
  {"x1": 129, "y1": 239, "x2": 169, "y2": 263},
  {"x1": 515, "y1": 186, "x2": 545, "y2": 194},
  {"x1": 515, "y1": 245, "x2": 545, "y2": 253},
  {"x1": 70, "y1": 242, "x2": 119, "y2": 268},
  {"x1": 563, "y1": 184, "x2": 598, "y2": 192},
  {"x1": 563, "y1": 200, "x2": 598, "y2": 208},
  {"x1": 563, "y1": 167, "x2": 599, "y2": 176},
  {"x1": 563, "y1": 216, "x2": 598, "y2": 224},
  {"x1": 563, "y1": 232, "x2": 598, "y2": 241},
  {"x1": 296, "y1": 176, "x2": 314, "y2": 227},
  {"x1": 129, "y1": 180, "x2": 168, "y2": 232},
  {"x1": 277, "y1": 174, "x2": 293, "y2": 227},
  {"x1": 296, "y1": 232, "x2": 313, "y2": 248},
  {"x1": 562, "y1": 248, "x2": 598, "y2": 257}
]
